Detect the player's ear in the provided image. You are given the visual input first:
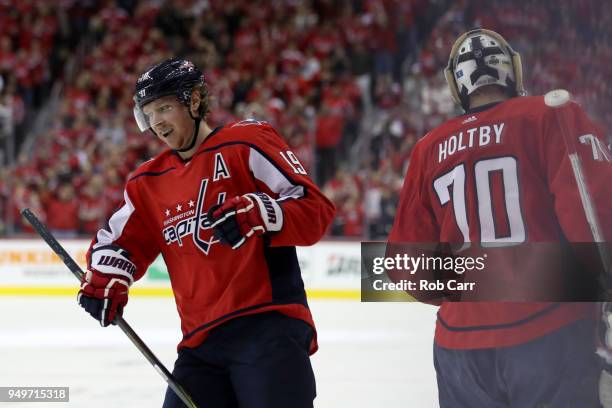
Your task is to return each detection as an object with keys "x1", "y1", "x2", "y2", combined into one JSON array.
[{"x1": 190, "y1": 89, "x2": 201, "y2": 116}]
